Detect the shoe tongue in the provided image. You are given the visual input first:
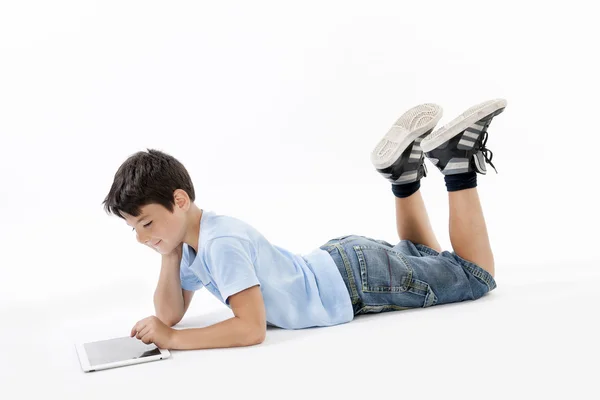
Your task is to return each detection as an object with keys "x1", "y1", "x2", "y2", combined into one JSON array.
[{"x1": 472, "y1": 152, "x2": 487, "y2": 174}]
